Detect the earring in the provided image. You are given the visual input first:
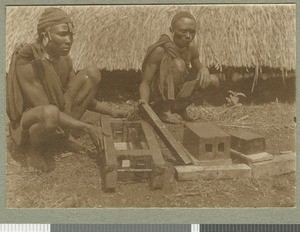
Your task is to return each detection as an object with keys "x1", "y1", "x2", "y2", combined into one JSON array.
[{"x1": 42, "y1": 36, "x2": 49, "y2": 47}]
